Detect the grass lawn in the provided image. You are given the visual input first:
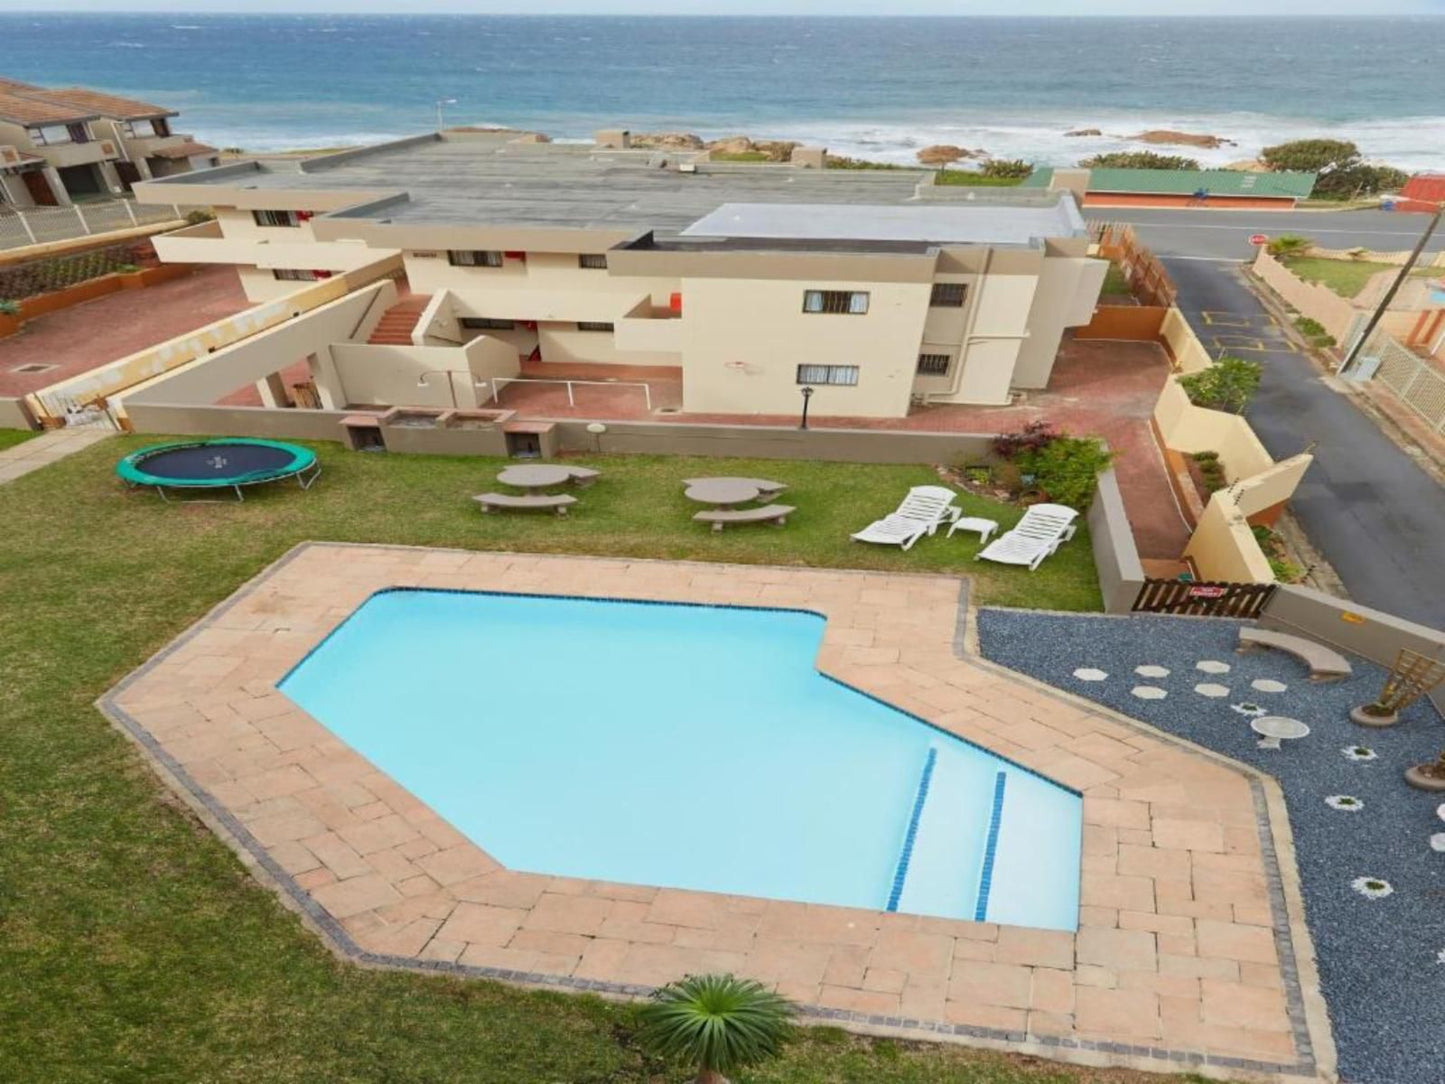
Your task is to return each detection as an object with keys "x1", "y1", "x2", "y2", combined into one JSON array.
[
  {"x1": 1281, "y1": 256, "x2": 1441, "y2": 299},
  {"x1": 933, "y1": 172, "x2": 1026, "y2": 187},
  {"x1": 0, "y1": 427, "x2": 38, "y2": 452},
  {"x1": 0, "y1": 438, "x2": 1142, "y2": 1084},
  {"x1": 1099, "y1": 262, "x2": 1131, "y2": 298}
]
